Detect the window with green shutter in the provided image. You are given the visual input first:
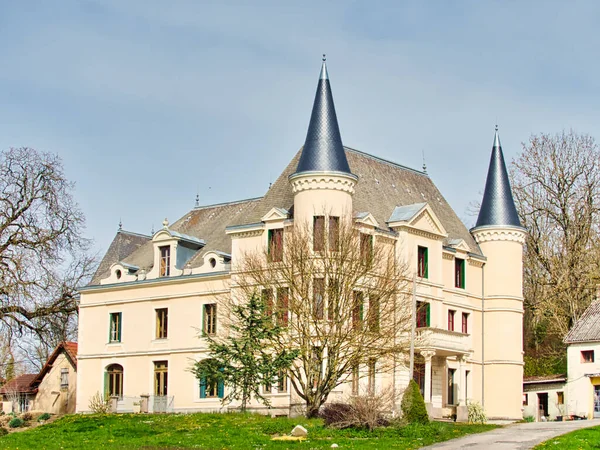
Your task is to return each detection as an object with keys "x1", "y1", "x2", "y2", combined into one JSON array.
[
  {"x1": 109, "y1": 312, "x2": 122, "y2": 342},
  {"x1": 417, "y1": 246, "x2": 428, "y2": 278}
]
